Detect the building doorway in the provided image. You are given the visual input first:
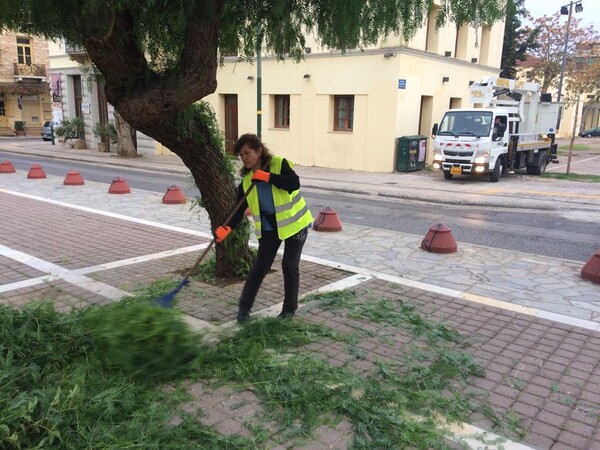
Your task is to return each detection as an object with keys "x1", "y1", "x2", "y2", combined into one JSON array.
[
  {"x1": 73, "y1": 75, "x2": 85, "y2": 138},
  {"x1": 419, "y1": 95, "x2": 434, "y2": 162},
  {"x1": 224, "y1": 94, "x2": 238, "y2": 153}
]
